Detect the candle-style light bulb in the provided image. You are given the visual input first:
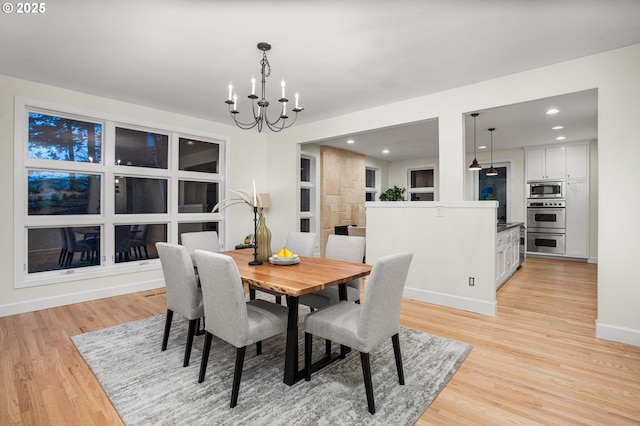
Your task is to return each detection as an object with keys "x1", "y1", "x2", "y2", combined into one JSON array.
[
  {"x1": 281, "y1": 79, "x2": 286, "y2": 98},
  {"x1": 233, "y1": 93, "x2": 237, "y2": 111},
  {"x1": 228, "y1": 82, "x2": 233, "y2": 101},
  {"x1": 283, "y1": 102, "x2": 287, "y2": 116},
  {"x1": 251, "y1": 77, "x2": 256, "y2": 95},
  {"x1": 295, "y1": 93, "x2": 299, "y2": 109},
  {"x1": 252, "y1": 179, "x2": 257, "y2": 206}
]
